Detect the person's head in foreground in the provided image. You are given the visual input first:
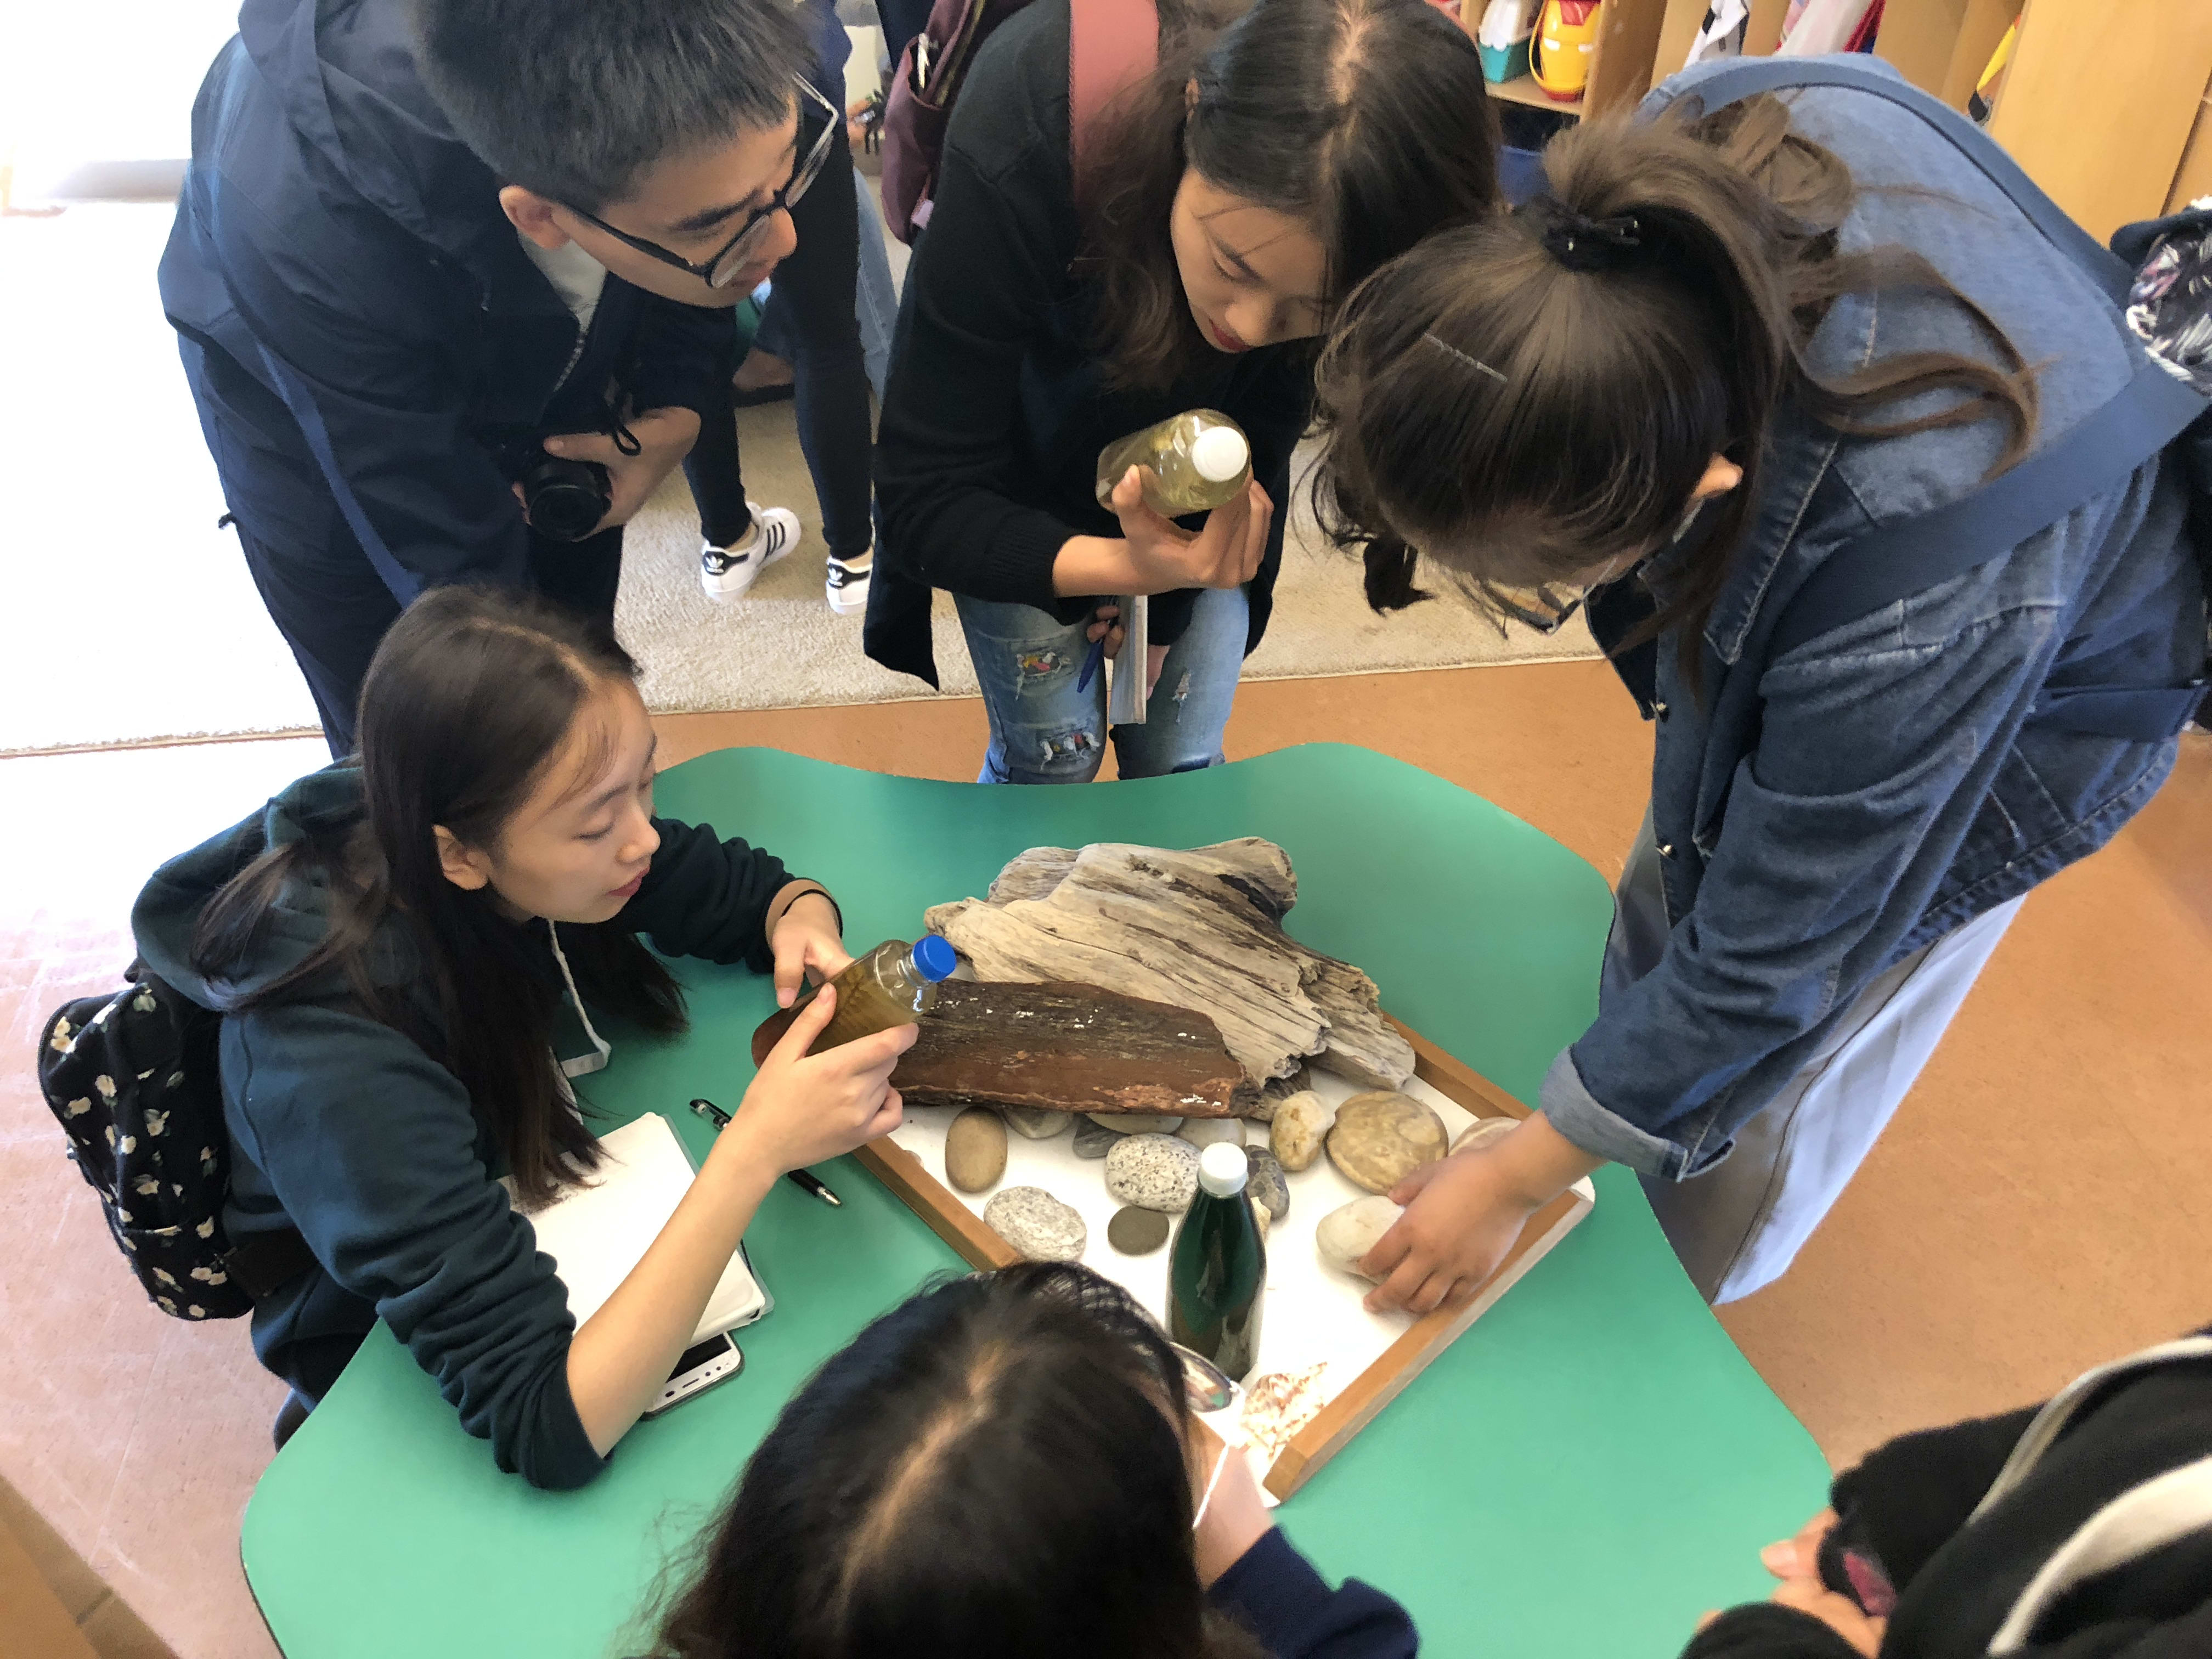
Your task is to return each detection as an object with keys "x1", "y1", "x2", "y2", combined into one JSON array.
[
  {"x1": 1314, "y1": 95, "x2": 2038, "y2": 651},
  {"x1": 648, "y1": 1263, "x2": 1285, "y2": 1659},
  {"x1": 408, "y1": 0, "x2": 822, "y2": 306},
  {"x1": 1084, "y1": 0, "x2": 1502, "y2": 389}
]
